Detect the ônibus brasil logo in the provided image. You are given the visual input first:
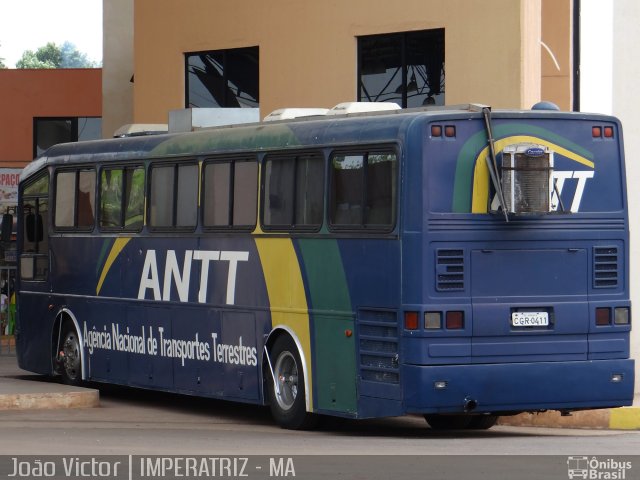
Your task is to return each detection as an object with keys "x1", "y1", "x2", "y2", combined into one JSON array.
[{"x1": 567, "y1": 456, "x2": 632, "y2": 480}]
